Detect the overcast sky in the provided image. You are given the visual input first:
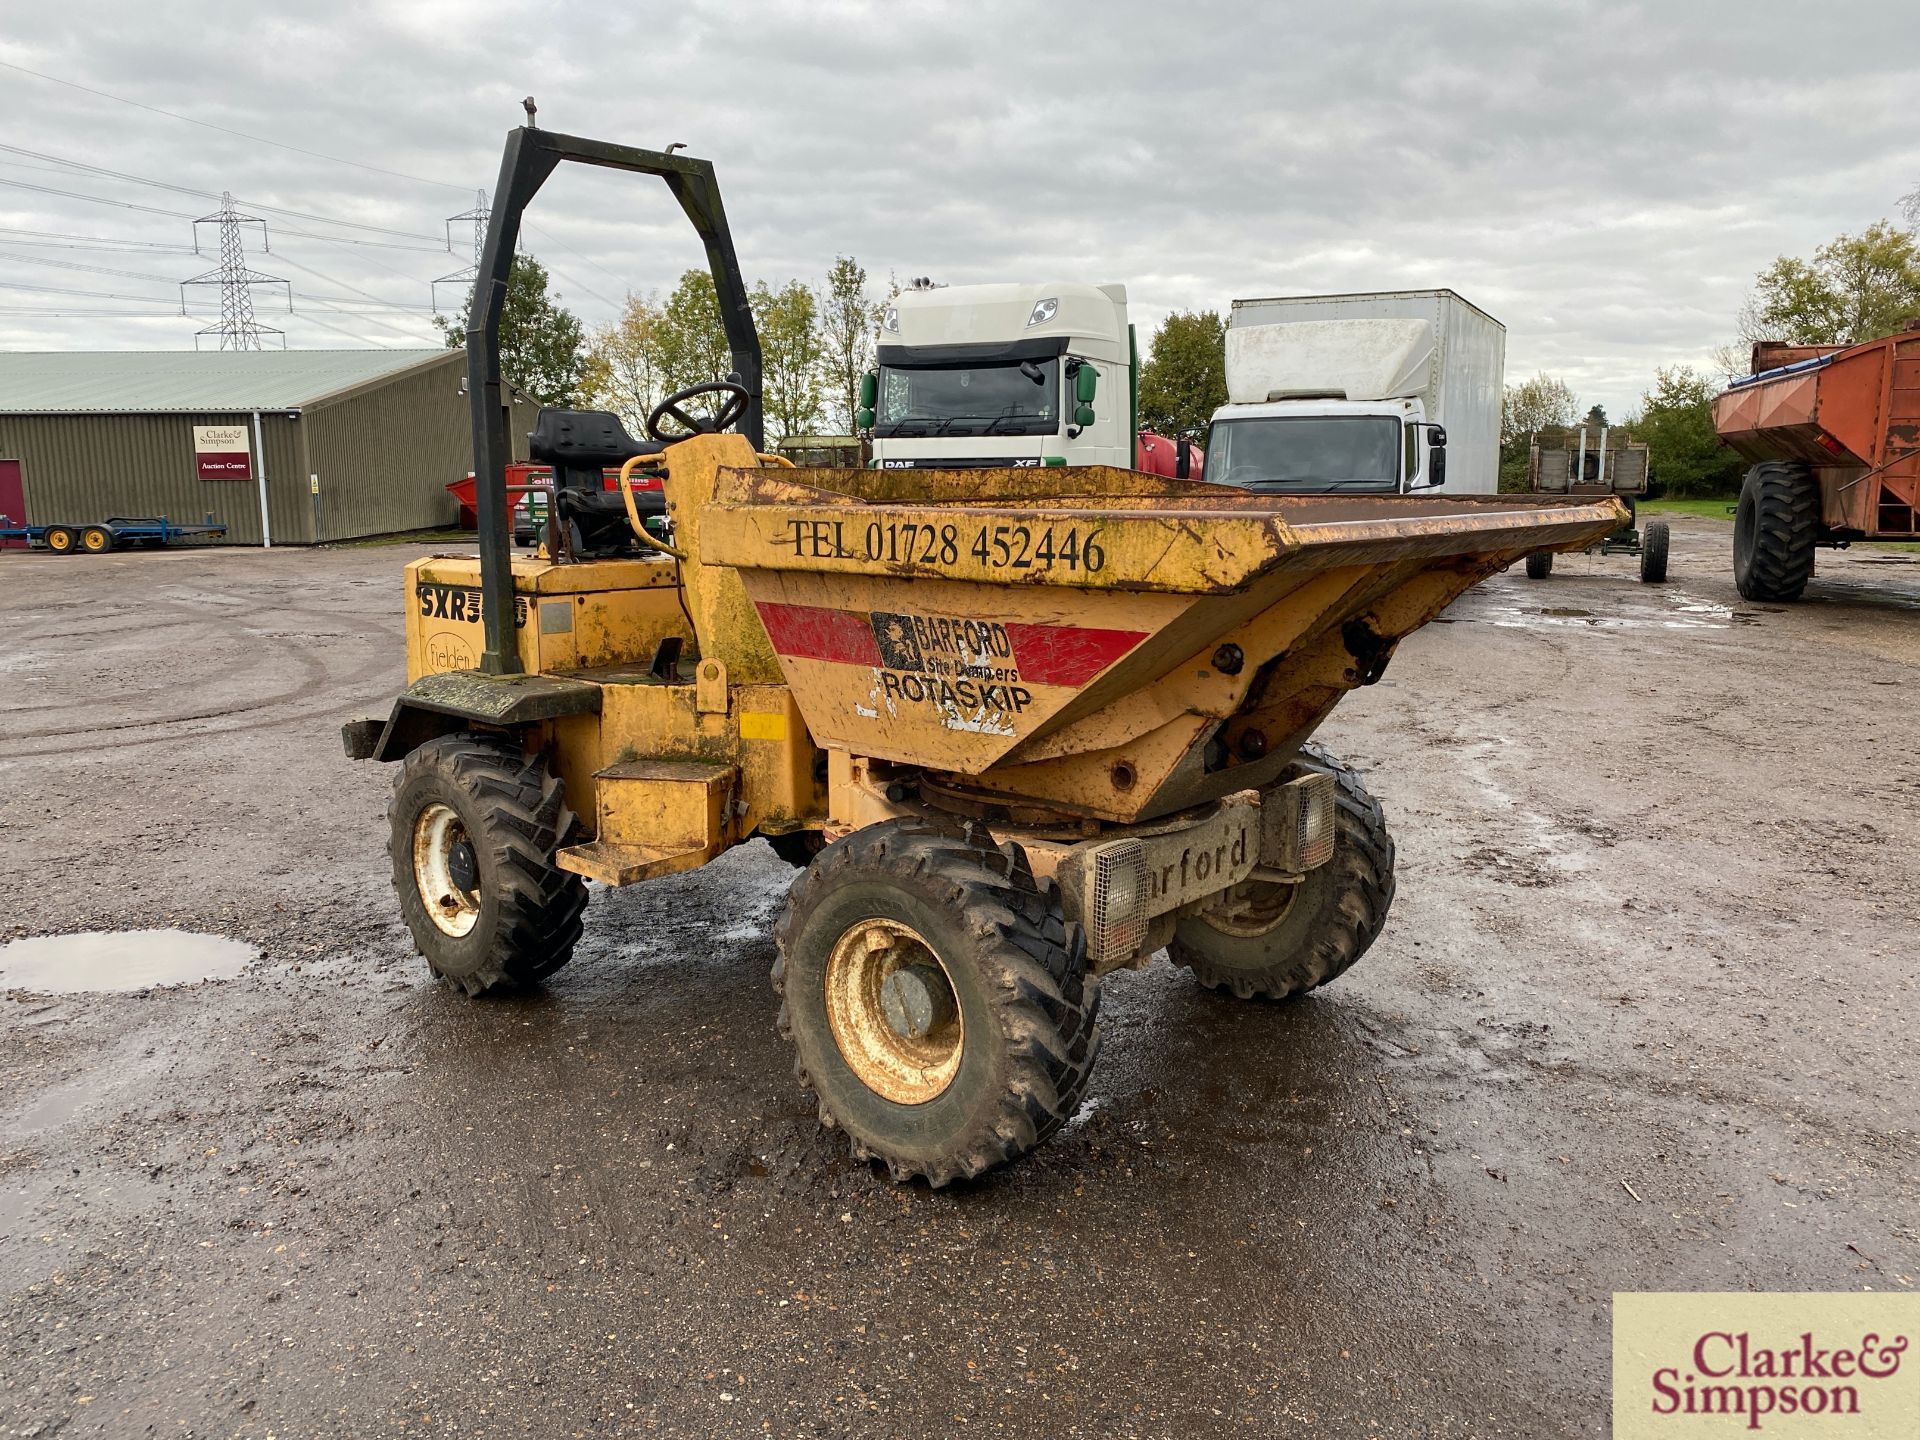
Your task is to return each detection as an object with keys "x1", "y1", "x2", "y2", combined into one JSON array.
[{"x1": 2, "y1": 1, "x2": 1915, "y2": 417}]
